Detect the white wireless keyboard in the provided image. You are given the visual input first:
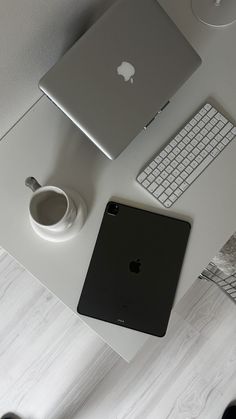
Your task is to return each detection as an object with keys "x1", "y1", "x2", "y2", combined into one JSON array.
[{"x1": 137, "y1": 103, "x2": 236, "y2": 208}]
